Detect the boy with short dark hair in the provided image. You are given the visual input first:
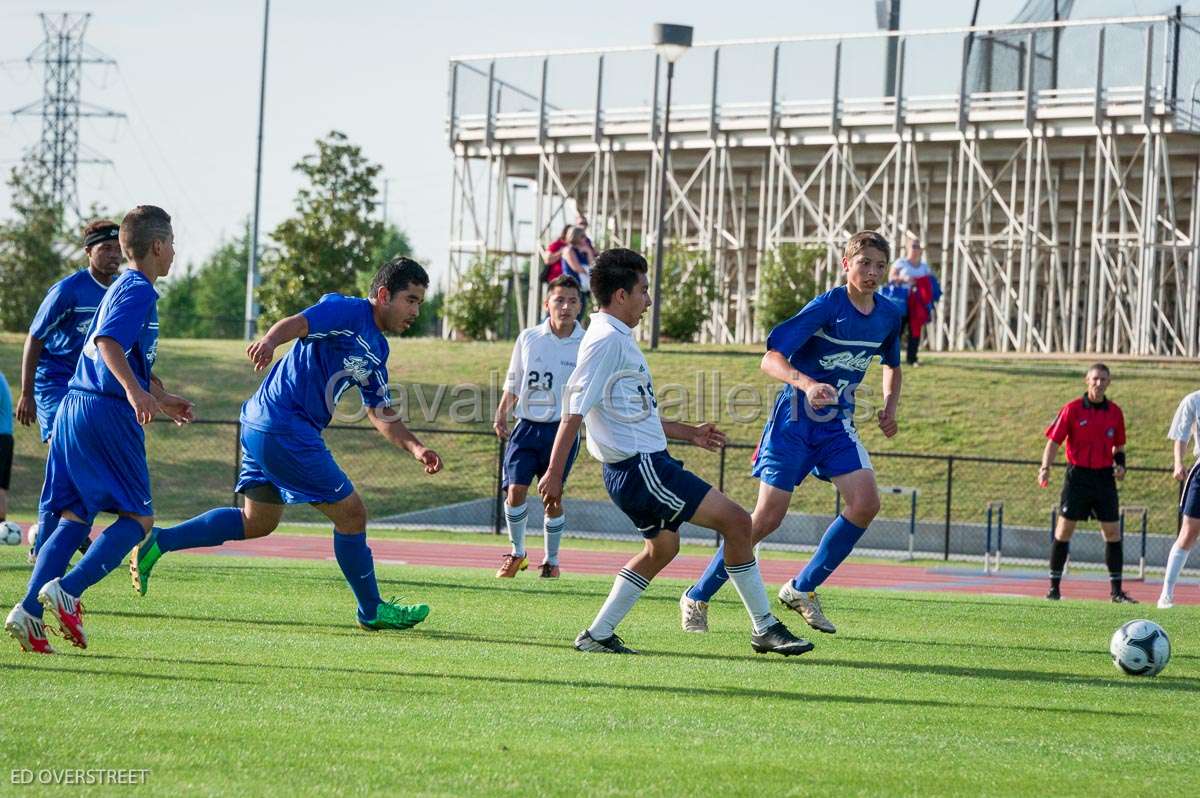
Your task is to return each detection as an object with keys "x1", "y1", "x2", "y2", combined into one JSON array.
[
  {"x1": 6, "y1": 205, "x2": 194, "y2": 653},
  {"x1": 129, "y1": 256, "x2": 443, "y2": 632},
  {"x1": 539, "y1": 248, "x2": 812, "y2": 656}
]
